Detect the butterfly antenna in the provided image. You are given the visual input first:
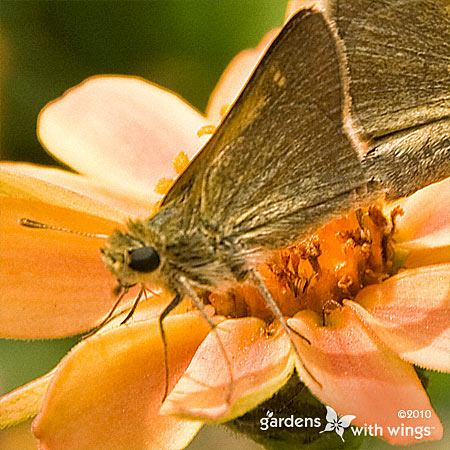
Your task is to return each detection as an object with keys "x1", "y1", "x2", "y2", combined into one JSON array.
[{"x1": 19, "y1": 218, "x2": 108, "y2": 239}]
